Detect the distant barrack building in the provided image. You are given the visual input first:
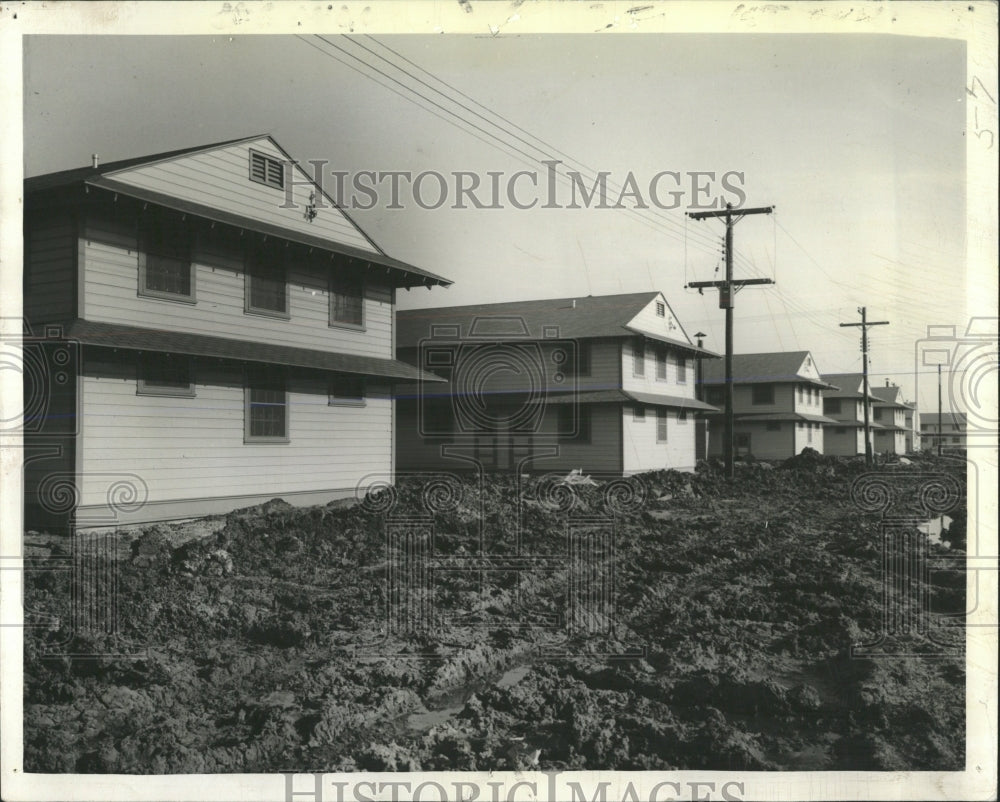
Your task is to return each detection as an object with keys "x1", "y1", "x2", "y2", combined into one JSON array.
[
  {"x1": 395, "y1": 292, "x2": 720, "y2": 475},
  {"x1": 22, "y1": 134, "x2": 450, "y2": 531},
  {"x1": 920, "y1": 411, "x2": 968, "y2": 452},
  {"x1": 699, "y1": 351, "x2": 839, "y2": 460}
]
